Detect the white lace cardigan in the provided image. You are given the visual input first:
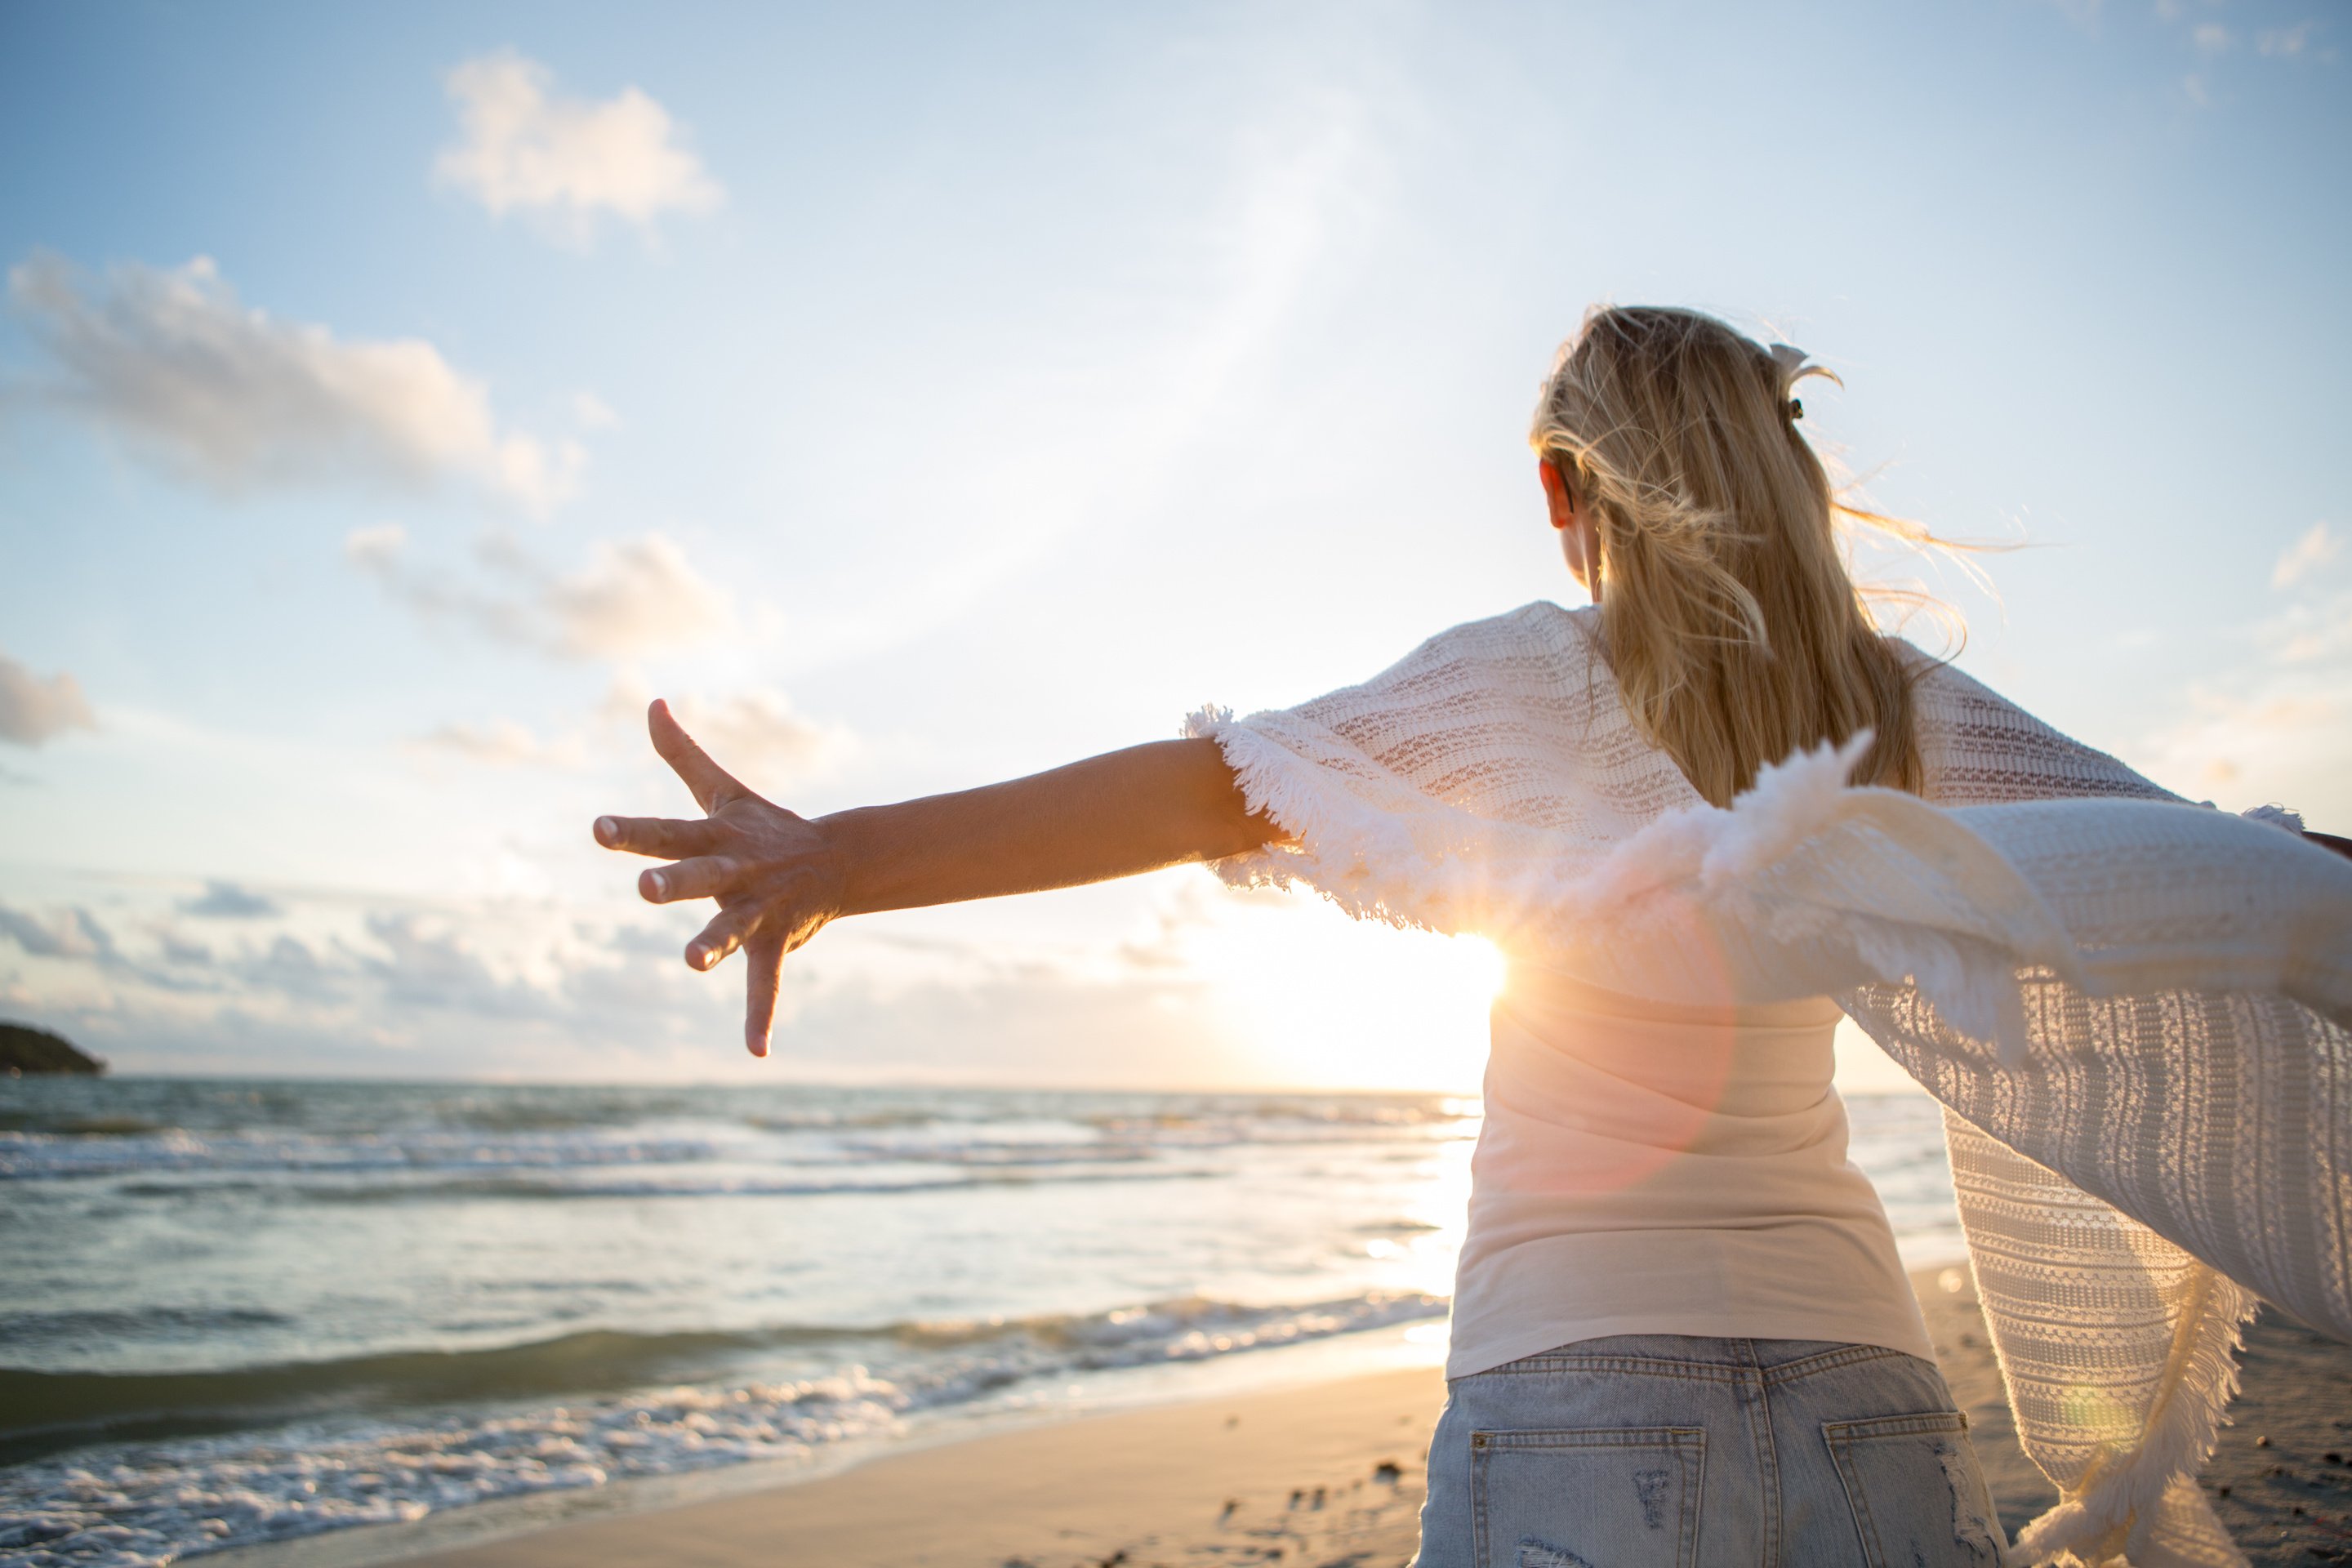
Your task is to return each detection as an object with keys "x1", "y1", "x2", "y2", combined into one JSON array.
[{"x1": 1185, "y1": 601, "x2": 2352, "y2": 1568}]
